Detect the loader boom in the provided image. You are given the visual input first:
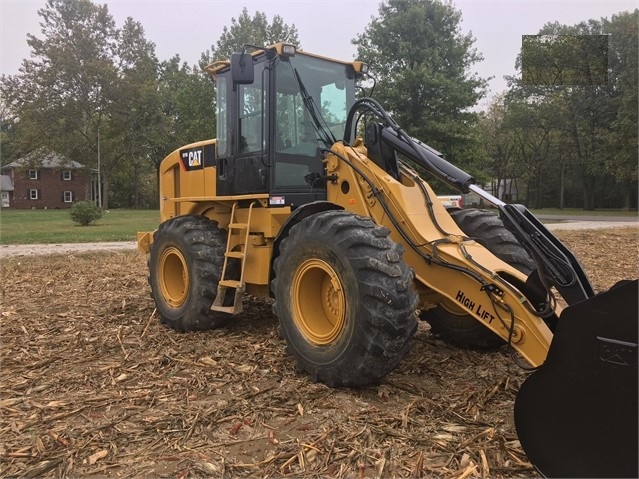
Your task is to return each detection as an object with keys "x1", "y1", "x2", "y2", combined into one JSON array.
[
  {"x1": 323, "y1": 139, "x2": 555, "y2": 366},
  {"x1": 345, "y1": 98, "x2": 597, "y2": 313}
]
